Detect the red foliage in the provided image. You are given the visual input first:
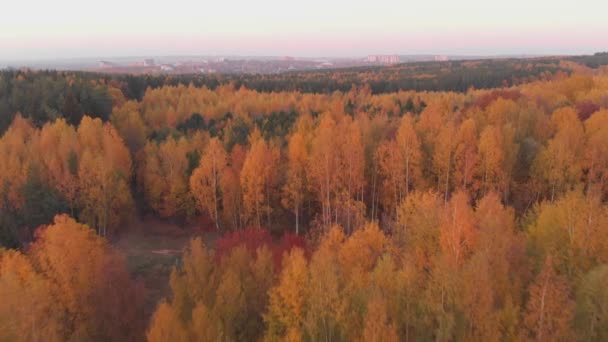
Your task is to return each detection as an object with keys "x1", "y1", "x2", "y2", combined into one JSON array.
[
  {"x1": 273, "y1": 233, "x2": 308, "y2": 268},
  {"x1": 576, "y1": 101, "x2": 600, "y2": 121},
  {"x1": 214, "y1": 227, "x2": 273, "y2": 262},
  {"x1": 214, "y1": 228, "x2": 307, "y2": 269},
  {"x1": 197, "y1": 213, "x2": 216, "y2": 233},
  {"x1": 473, "y1": 90, "x2": 522, "y2": 110}
]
